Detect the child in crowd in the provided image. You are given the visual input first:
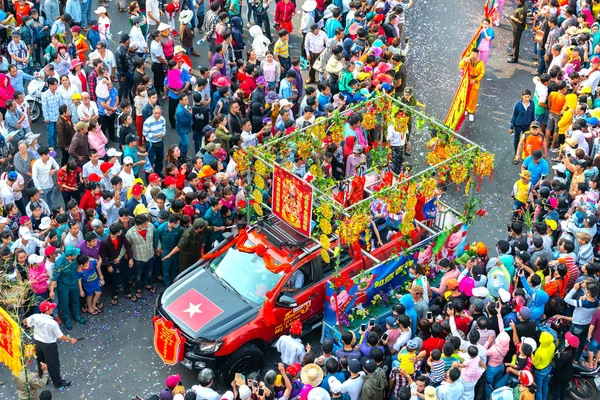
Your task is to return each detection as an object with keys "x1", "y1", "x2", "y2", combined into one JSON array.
[{"x1": 76, "y1": 255, "x2": 103, "y2": 316}]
